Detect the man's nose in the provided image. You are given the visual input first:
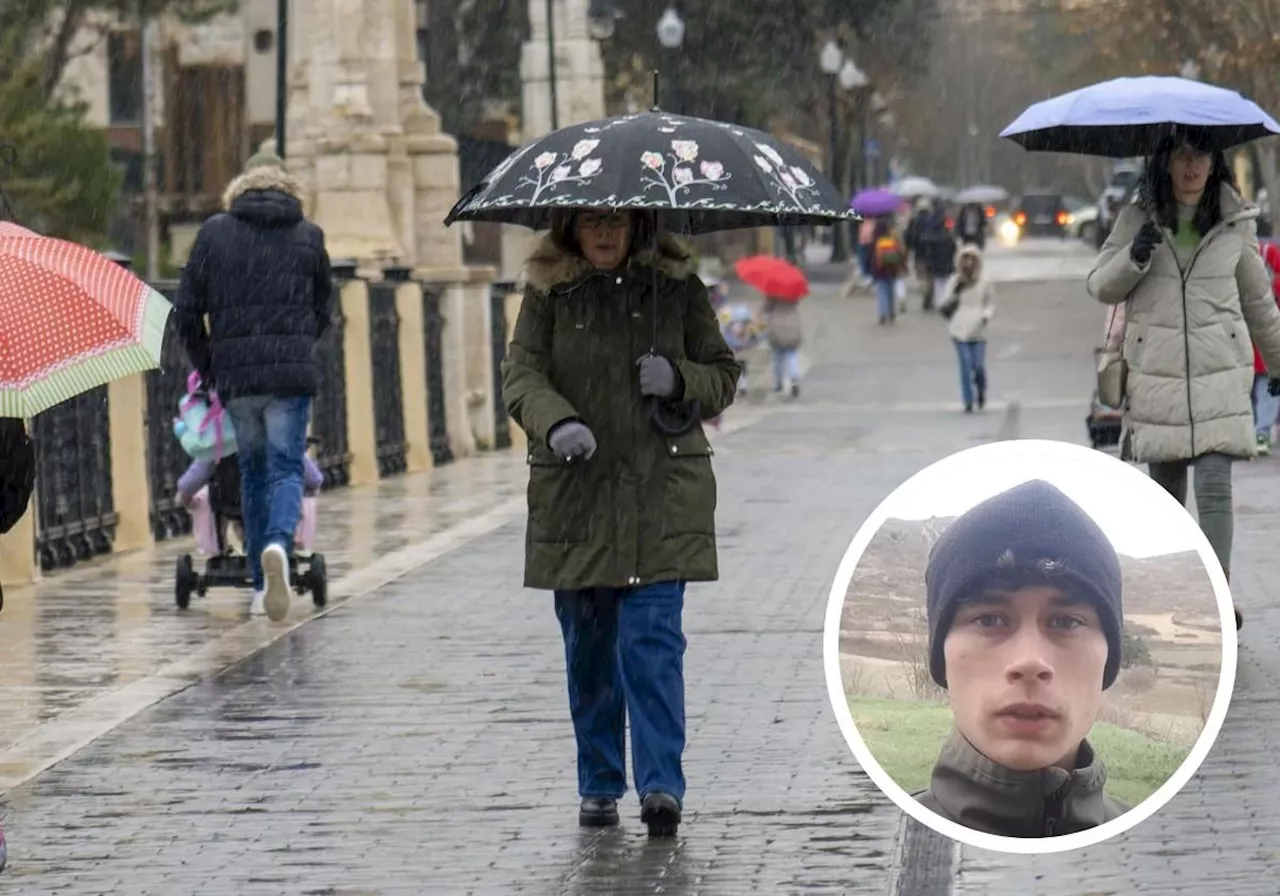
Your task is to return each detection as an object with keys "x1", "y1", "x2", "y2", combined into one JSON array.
[{"x1": 1003, "y1": 628, "x2": 1054, "y2": 683}]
